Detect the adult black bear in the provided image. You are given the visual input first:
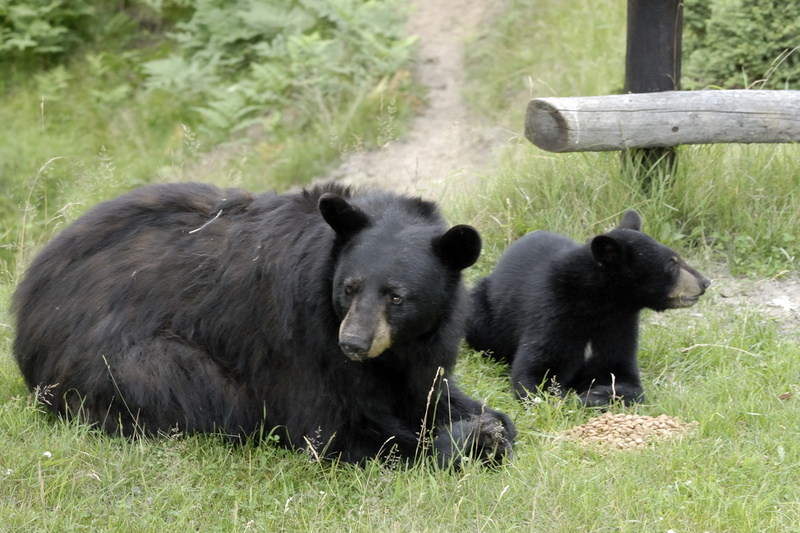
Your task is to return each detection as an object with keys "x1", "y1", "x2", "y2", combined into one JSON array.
[
  {"x1": 467, "y1": 210, "x2": 710, "y2": 407},
  {"x1": 12, "y1": 182, "x2": 515, "y2": 466}
]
